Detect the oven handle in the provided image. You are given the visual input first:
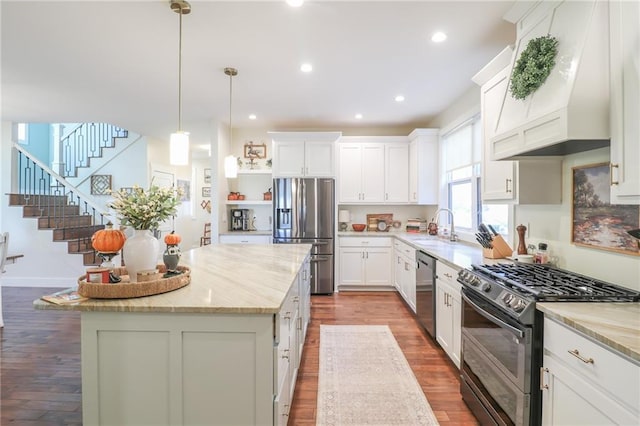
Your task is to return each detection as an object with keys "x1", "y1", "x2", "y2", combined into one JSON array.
[{"x1": 462, "y1": 292, "x2": 525, "y2": 339}]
